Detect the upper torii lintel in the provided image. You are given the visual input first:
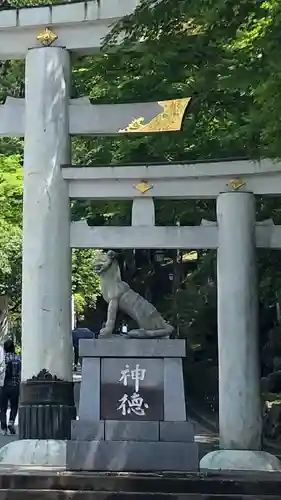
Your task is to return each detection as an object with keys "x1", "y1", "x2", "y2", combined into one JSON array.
[{"x1": 0, "y1": 0, "x2": 140, "y2": 60}]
